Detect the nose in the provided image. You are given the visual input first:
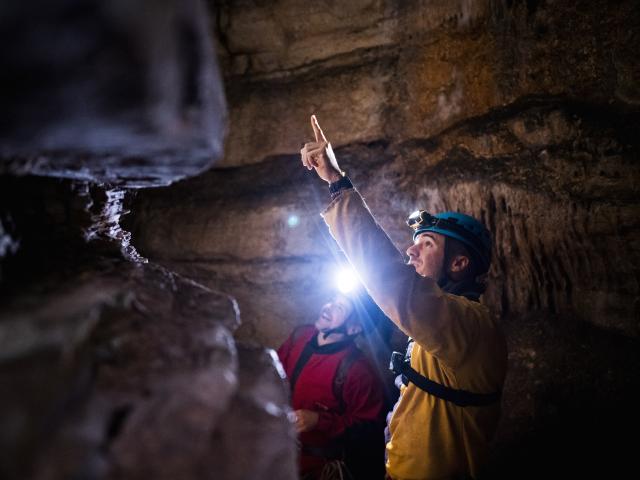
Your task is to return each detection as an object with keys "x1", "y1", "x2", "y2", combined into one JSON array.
[{"x1": 406, "y1": 243, "x2": 418, "y2": 259}]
